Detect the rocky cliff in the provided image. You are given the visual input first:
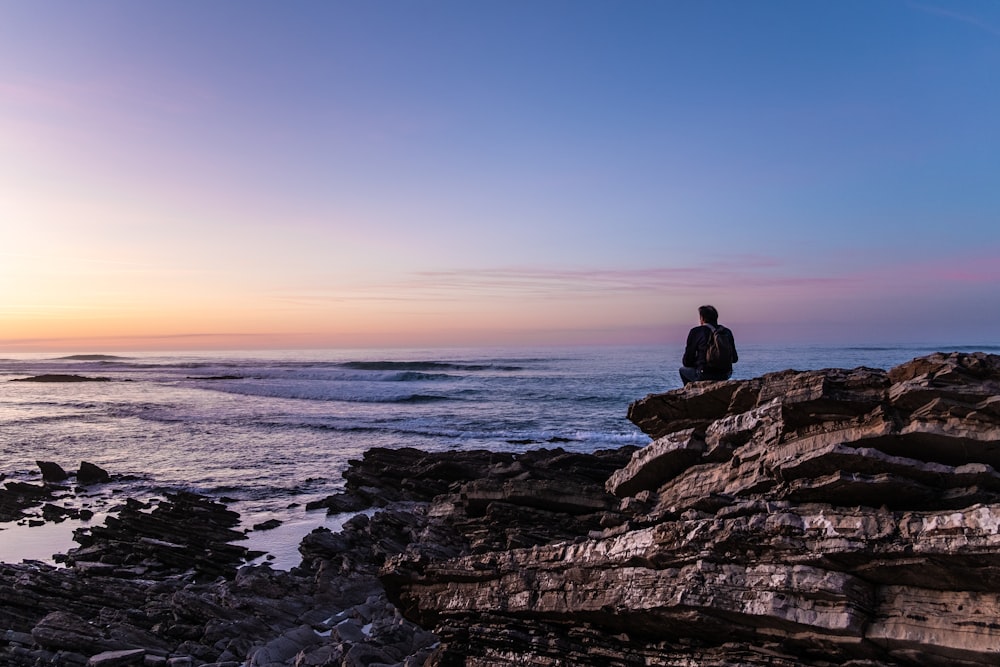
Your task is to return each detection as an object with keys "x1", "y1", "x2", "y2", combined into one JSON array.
[
  {"x1": 383, "y1": 351, "x2": 1000, "y2": 666},
  {"x1": 2, "y1": 352, "x2": 999, "y2": 666}
]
